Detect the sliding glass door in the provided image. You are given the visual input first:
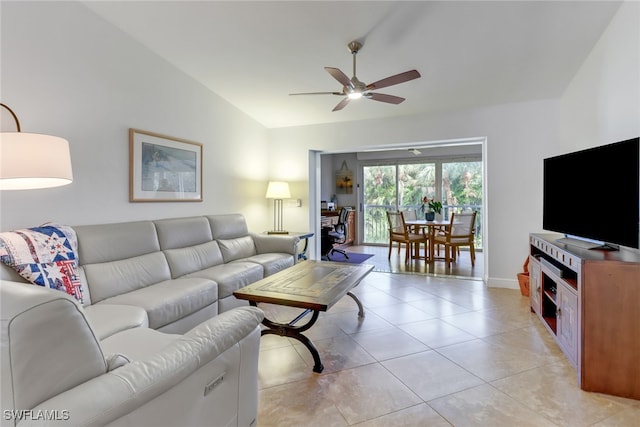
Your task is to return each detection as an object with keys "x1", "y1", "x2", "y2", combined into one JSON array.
[
  {"x1": 362, "y1": 163, "x2": 436, "y2": 244},
  {"x1": 362, "y1": 159, "x2": 482, "y2": 247},
  {"x1": 362, "y1": 165, "x2": 397, "y2": 244},
  {"x1": 441, "y1": 160, "x2": 483, "y2": 248}
]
